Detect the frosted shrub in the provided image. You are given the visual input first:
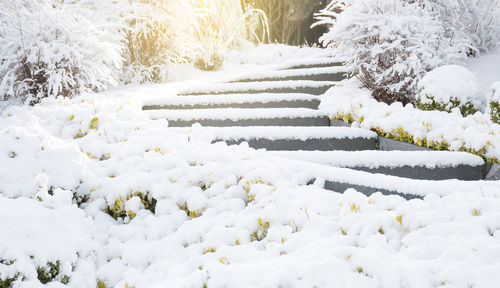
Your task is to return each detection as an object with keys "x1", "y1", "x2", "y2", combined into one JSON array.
[
  {"x1": 421, "y1": 0, "x2": 500, "y2": 56},
  {"x1": 488, "y1": 82, "x2": 500, "y2": 124},
  {"x1": 417, "y1": 65, "x2": 483, "y2": 116},
  {"x1": 179, "y1": 0, "x2": 268, "y2": 71},
  {"x1": 0, "y1": 0, "x2": 121, "y2": 105},
  {"x1": 120, "y1": 0, "x2": 174, "y2": 83},
  {"x1": 315, "y1": 0, "x2": 457, "y2": 105},
  {"x1": 315, "y1": 0, "x2": 499, "y2": 105}
]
